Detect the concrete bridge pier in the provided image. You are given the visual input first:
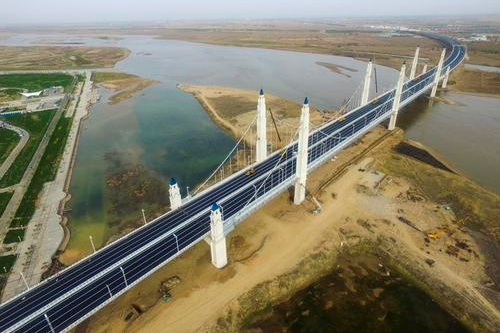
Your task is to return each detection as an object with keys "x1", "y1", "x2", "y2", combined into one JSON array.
[
  {"x1": 361, "y1": 60, "x2": 373, "y2": 105},
  {"x1": 409, "y1": 46, "x2": 420, "y2": 80},
  {"x1": 256, "y1": 89, "x2": 267, "y2": 162},
  {"x1": 388, "y1": 62, "x2": 406, "y2": 131},
  {"x1": 442, "y1": 66, "x2": 450, "y2": 89},
  {"x1": 431, "y1": 48, "x2": 446, "y2": 97},
  {"x1": 294, "y1": 98, "x2": 310, "y2": 205},
  {"x1": 209, "y1": 203, "x2": 227, "y2": 268},
  {"x1": 169, "y1": 178, "x2": 182, "y2": 210}
]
